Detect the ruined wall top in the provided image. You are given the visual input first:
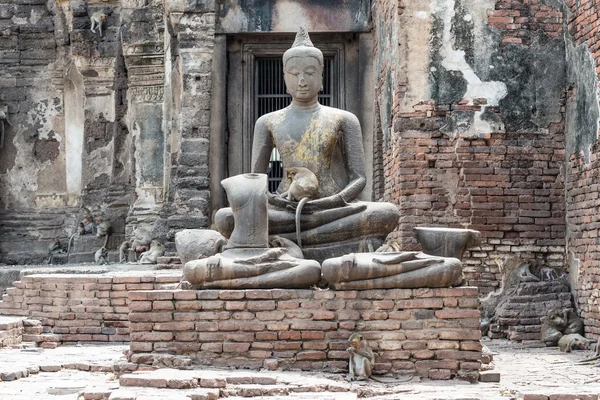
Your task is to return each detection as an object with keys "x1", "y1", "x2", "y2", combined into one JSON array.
[{"x1": 215, "y1": 0, "x2": 371, "y2": 33}]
